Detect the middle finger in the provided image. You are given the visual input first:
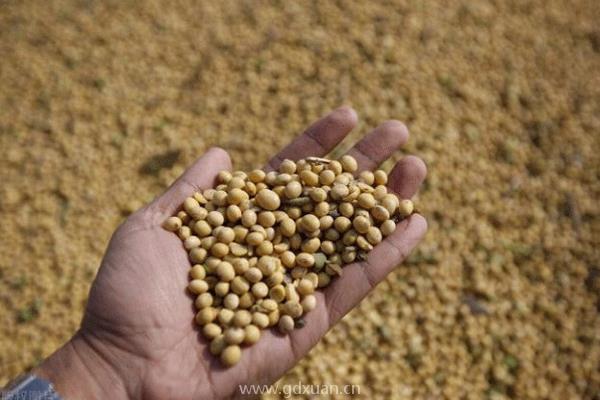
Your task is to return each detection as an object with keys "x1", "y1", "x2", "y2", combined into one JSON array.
[{"x1": 345, "y1": 120, "x2": 409, "y2": 171}]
